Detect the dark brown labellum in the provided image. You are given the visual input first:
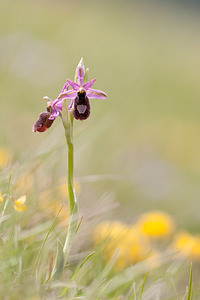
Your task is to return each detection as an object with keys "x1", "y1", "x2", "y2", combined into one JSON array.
[{"x1": 72, "y1": 91, "x2": 90, "y2": 120}]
